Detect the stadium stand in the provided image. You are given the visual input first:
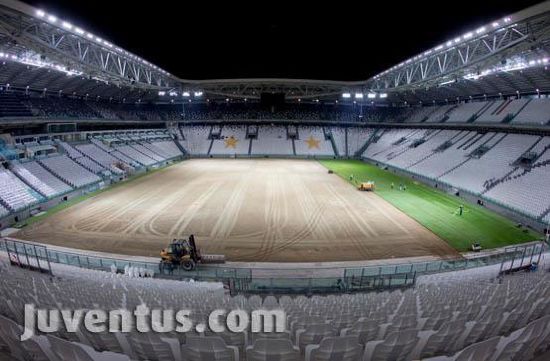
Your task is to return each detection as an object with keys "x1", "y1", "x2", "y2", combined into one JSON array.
[
  {"x1": 39, "y1": 155, "x2": 101, "y2": 188},
  {"x1": 150, "y1": 140, "x2": 184, "y2": 158},
  {"x1": 210, "y1": 125, "x2": 250, "y2": 155},
  {"x1": 74, "y1": 143, "x2": 126, "y2": 172},
  {"x1": 27, "y1": 96, "x2": 102, "y2": 119},
  {"x1": 12, "y1": 161, "x2": 73, "y2": 198},
  {"x1": 475, "y1": 99, "x2": 529, "y2": 123},
  {"x1": 131, "y1": 143, "x2": 165, "y2": 162},
  {"x1": 253, "y1": 126, "x2": 294, "y2": 155},
  {"x1": 0, "y1": 254, "x2": 548, "y2": 361},
  {"x1": 511, "y1": 98, "x2": 550, "y2": 125},
  {"x1": 294, "y1": 127, "x2": 334, "y2": 156},
  {"x1": 116, "y1": 145, "x2": 157, "y2": 166},
  {"x1": 445, "y1": 102, "x2": 488, "y2": 123},
  {"x1": 0, "y1": 91, "x2": 33, "y2": 117},
  {"x1": 440, "y1": 134, "x2": 538, "y2": 194},
  {"x1": 0, "y1": 169, "x2": 40, "y2": 211},
  {"x1": 180, "y1": 126, "x2": 211, "y2": 155}
]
